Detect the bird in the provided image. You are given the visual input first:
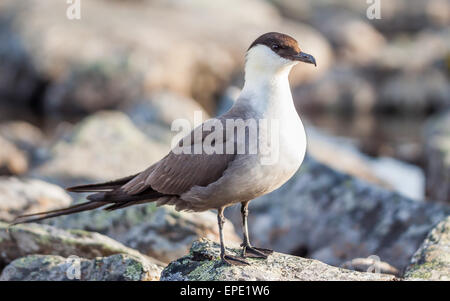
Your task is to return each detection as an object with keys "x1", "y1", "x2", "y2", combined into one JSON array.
[{"x1": 12, "y1": 32, "x2": 316, "y2": 266}]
